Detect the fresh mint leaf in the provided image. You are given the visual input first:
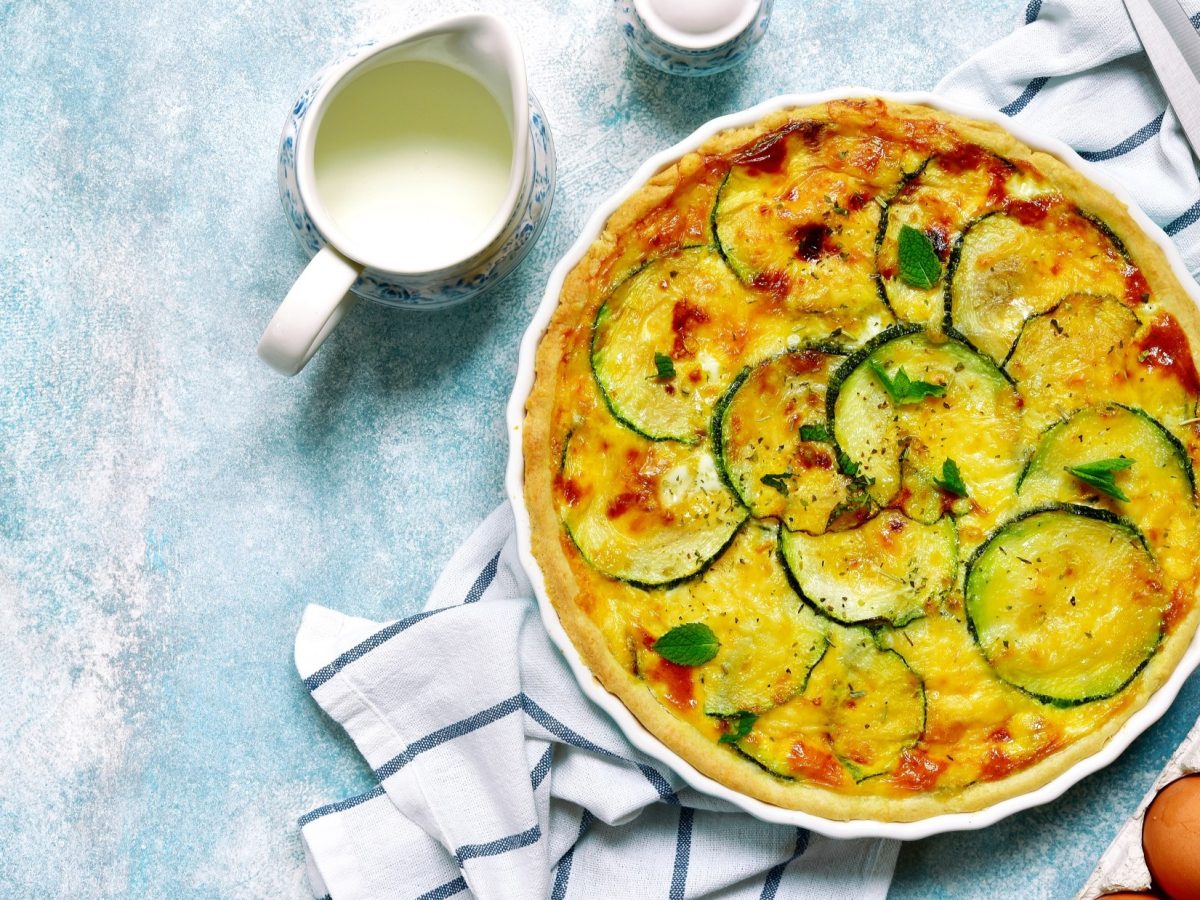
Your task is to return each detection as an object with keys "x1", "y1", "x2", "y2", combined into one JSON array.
[
  {"x1": 934, "y1": 458, "x2": 968, "y2": 498},
  {"x1": 652, "y1": 352, "x2": 676, "y2": 380},
  {"x1": 760, "y1": 471, "x2": 792, "y2": 496},
  {"x1": 868, "y1": 359, "x2": 946, "y2": 405},
  {"x1": 836, "y1": 448, "x2": 861, "y2": 478},
  {"x1": 1065, "y1": 457, "x2": 1135, "y2": 502},
  {"x1": 799, "y1": 423, "x2": 831, "y2": 443},
  {"x1": 718, "y1": 711, "x2": 757, "y2": 744},
  {"x1": 897, "y1": 224, "x2": 943, "y2": 289},
  {"x1": 653, "y1": 622, "x2": 719, "y2": 666}
]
